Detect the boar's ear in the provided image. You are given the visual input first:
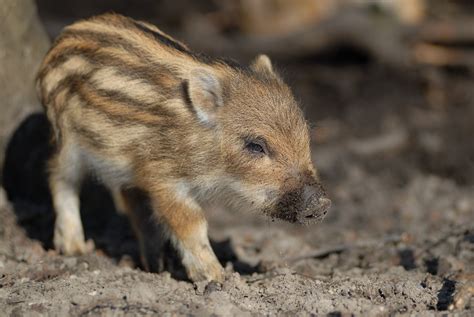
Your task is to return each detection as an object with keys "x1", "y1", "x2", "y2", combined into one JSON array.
[
  {"x1": 184, "y1": 68, "x2": 223, "y2": 125},
  {"x1": 250, "y1": 54, "x2": 275, "y2": 75}
]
